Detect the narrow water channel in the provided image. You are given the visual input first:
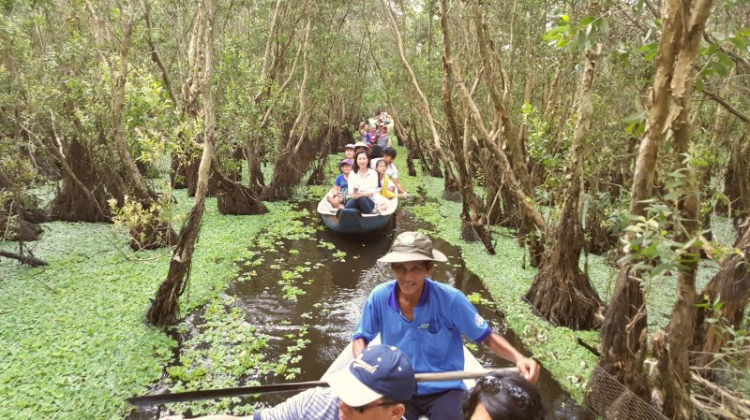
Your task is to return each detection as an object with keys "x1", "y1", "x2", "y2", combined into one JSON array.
[
  {"x1": 229, "y1": 201, "x2": 582, "y2": 419},
  {"x1": 132, "y1": 198, "x2": 584, "y2": 419}
]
